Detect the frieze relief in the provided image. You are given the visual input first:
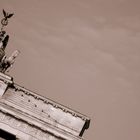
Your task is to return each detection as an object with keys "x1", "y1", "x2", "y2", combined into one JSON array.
[{"x1": 0, "y1": 111, "x2": 60, "y2": 140}]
